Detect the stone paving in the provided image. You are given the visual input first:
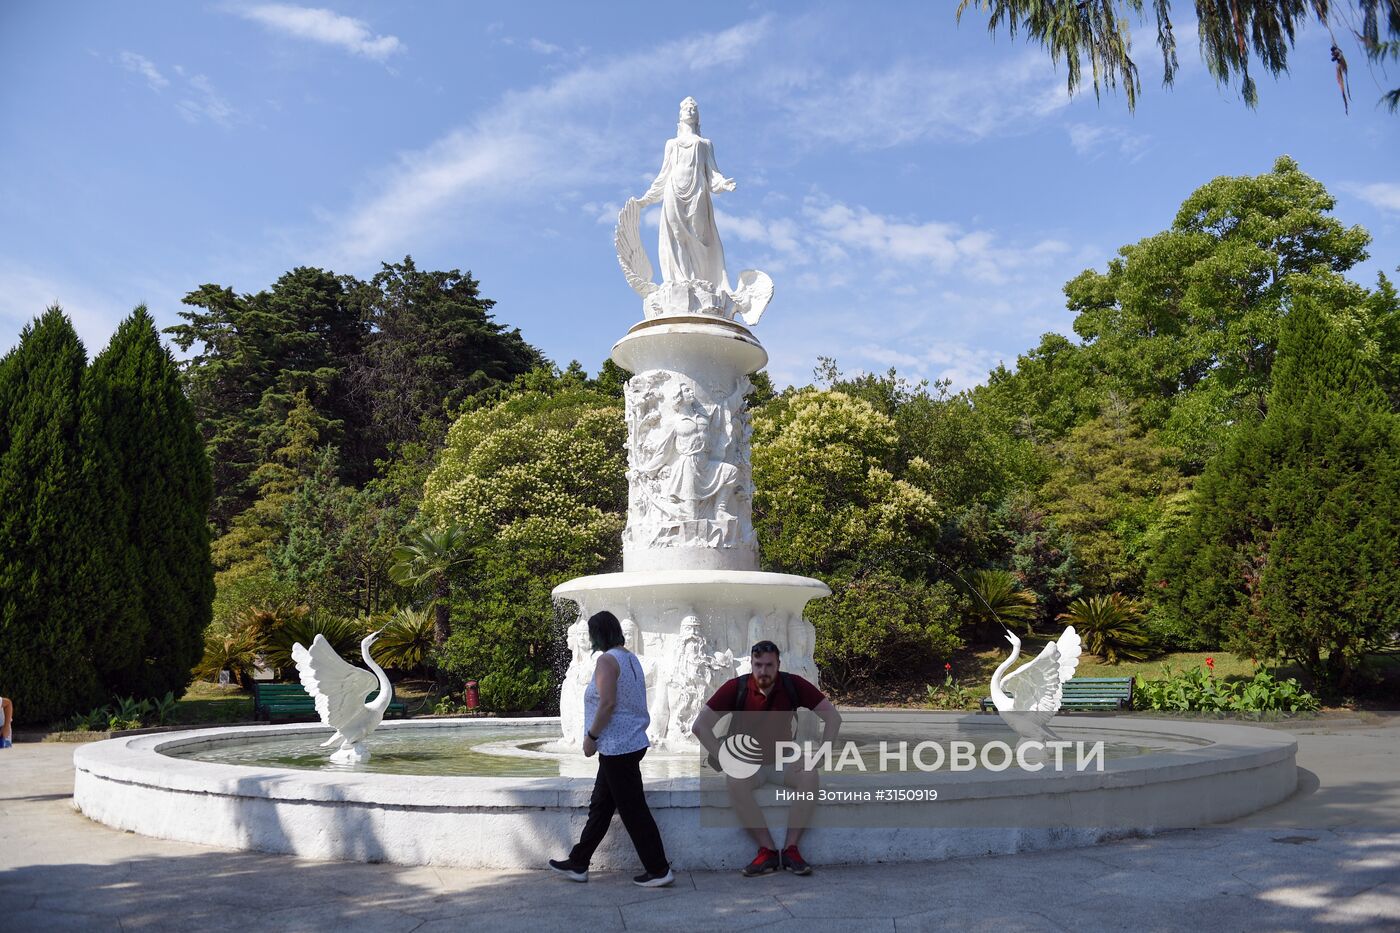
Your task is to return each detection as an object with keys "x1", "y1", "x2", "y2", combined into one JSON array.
[{"x1": 3, "y1": 715, "x2": 1399, "y2": 932}]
